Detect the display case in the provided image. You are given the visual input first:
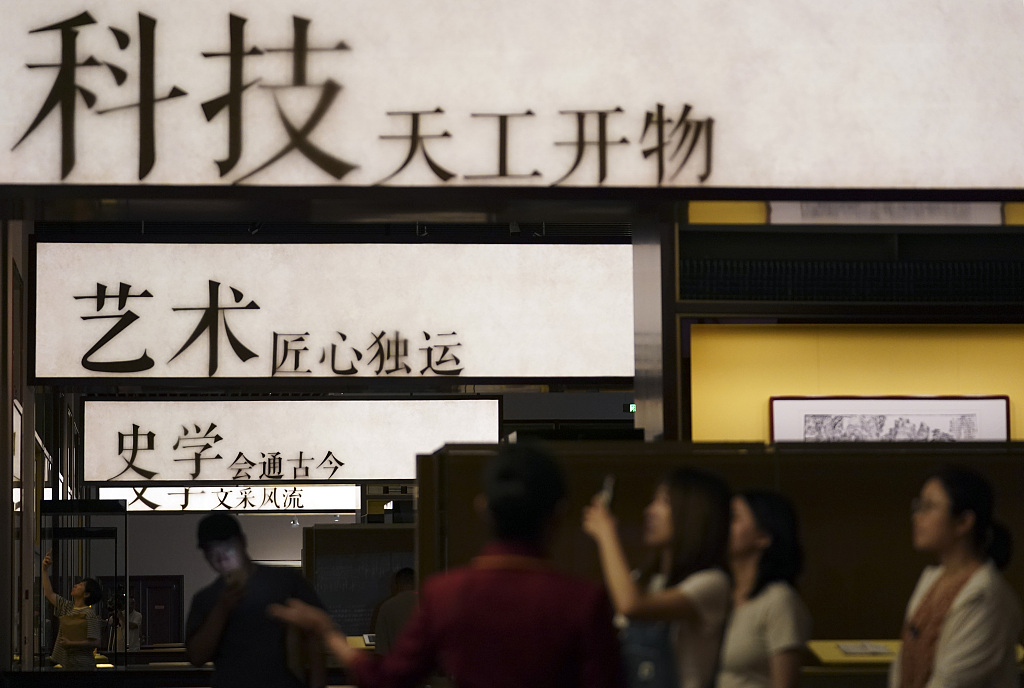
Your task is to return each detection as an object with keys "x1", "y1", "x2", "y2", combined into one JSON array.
[{"x1": 39, "y1": 499, "x2": 128, "y2": 669}]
